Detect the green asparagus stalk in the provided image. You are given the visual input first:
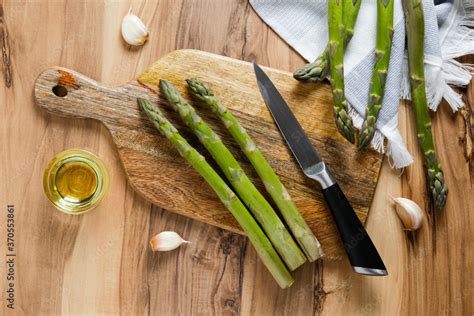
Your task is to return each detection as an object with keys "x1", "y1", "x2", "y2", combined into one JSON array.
[
  {"x1": 159, "y1": 80, "x2": 307, "y2": 270},
  {"x1": 342, "y1": 0, "x2": 361, "y2": 43},
  {"x1": 328, "y1": 0, "x2": 355, "y2": 143},
  {"x1": 293, "y1": 0, "x2": 361, "y2": 82},
  {"x1": 138, "y1": 98, "x2": 294, "y2": 288},
  {"x1": 186, "y1": 79, "x2": 324, "y2": 262},
  {"x1": 358, "y1": 0, "x2": 394, "y2": 150},
  {"x1": 402, "y1": 0, "x2": 448, "y2": 208}
]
